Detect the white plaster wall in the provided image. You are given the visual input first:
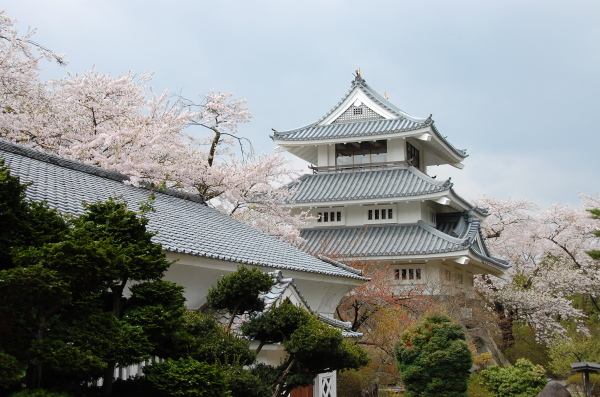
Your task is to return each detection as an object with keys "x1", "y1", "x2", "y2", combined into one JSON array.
[
  {"x1": 317, "y1": 145, "x2": 329, "y2": 167},
  {"x1": 387, "y1": 138, "x2": 405, "y2": 162},
  {"x1": 302, "y1": 202, "x2": 426, "y2": 228},
  {"x1": 343, "y1": 205, "x2": 364, "y2": 226},
  {"x1": 396, "y1": 201, "x2": 422, "y2": 224},
  {"x1": 329, "y1": 144, "x2": 336, "y2": 167}
]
